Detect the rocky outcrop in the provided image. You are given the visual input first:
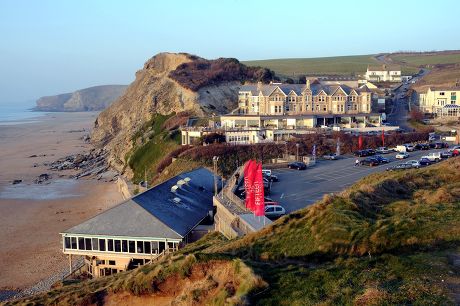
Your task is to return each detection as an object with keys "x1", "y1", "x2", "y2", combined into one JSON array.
[
  {"x1": 91, "y1": 52, "x2": 273, "y2": 175},
  {"x1": 34, "y1": 85, "x2": 127, "y2": 112}
]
